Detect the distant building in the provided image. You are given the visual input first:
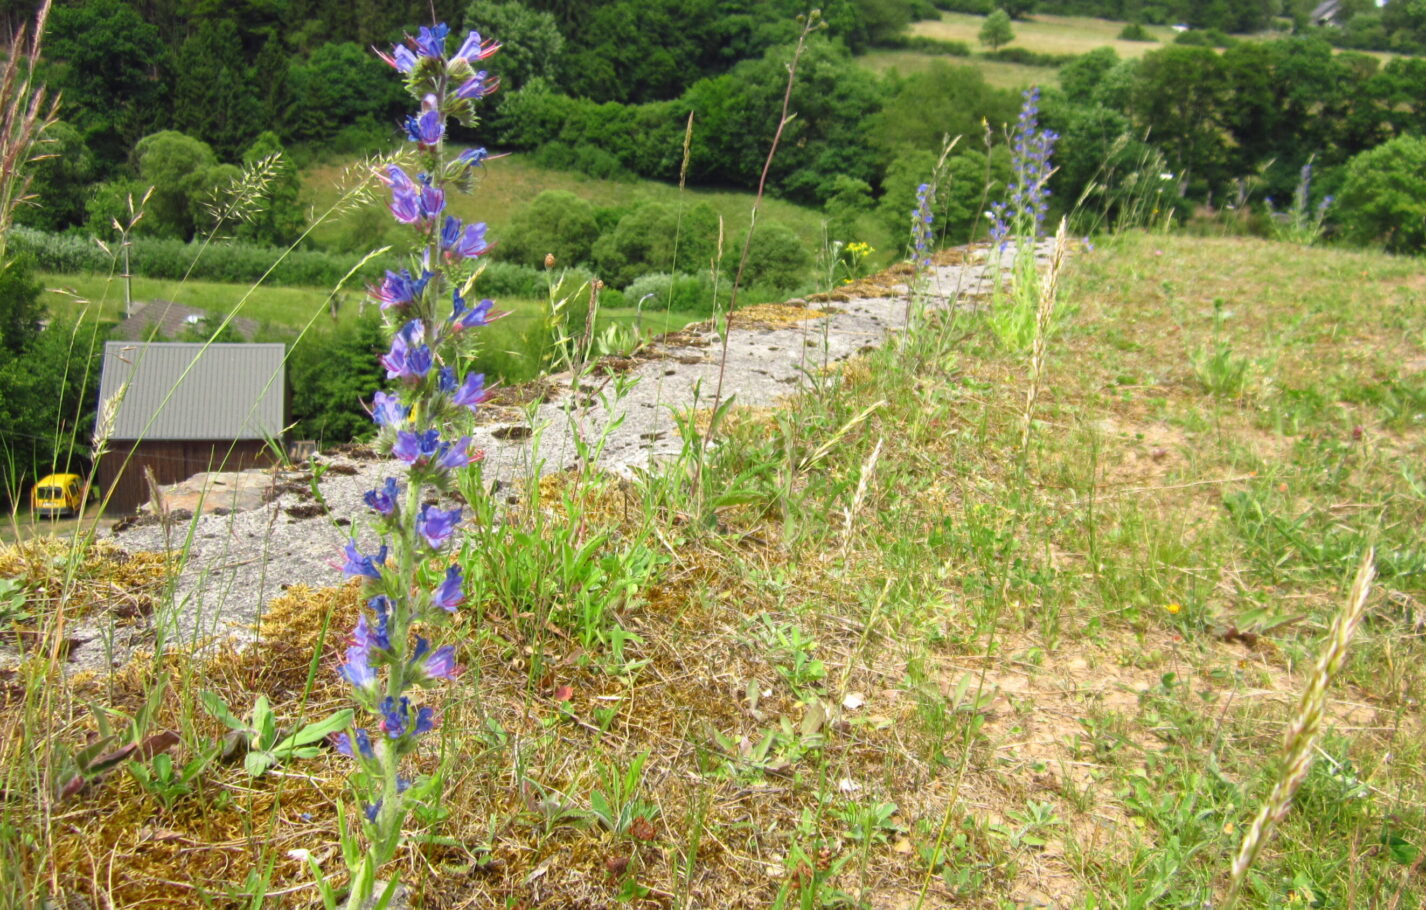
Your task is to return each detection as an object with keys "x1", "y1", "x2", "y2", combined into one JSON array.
[
  {"x1": 1310, "y1": 0, "x2": 1344, "y2": 26},
  {"x1": 111, "y1": 300, "x2": 259, "y2": 342},
  {"x1": 95, "y1": 342, "x2": 286, "y2": 512}
]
